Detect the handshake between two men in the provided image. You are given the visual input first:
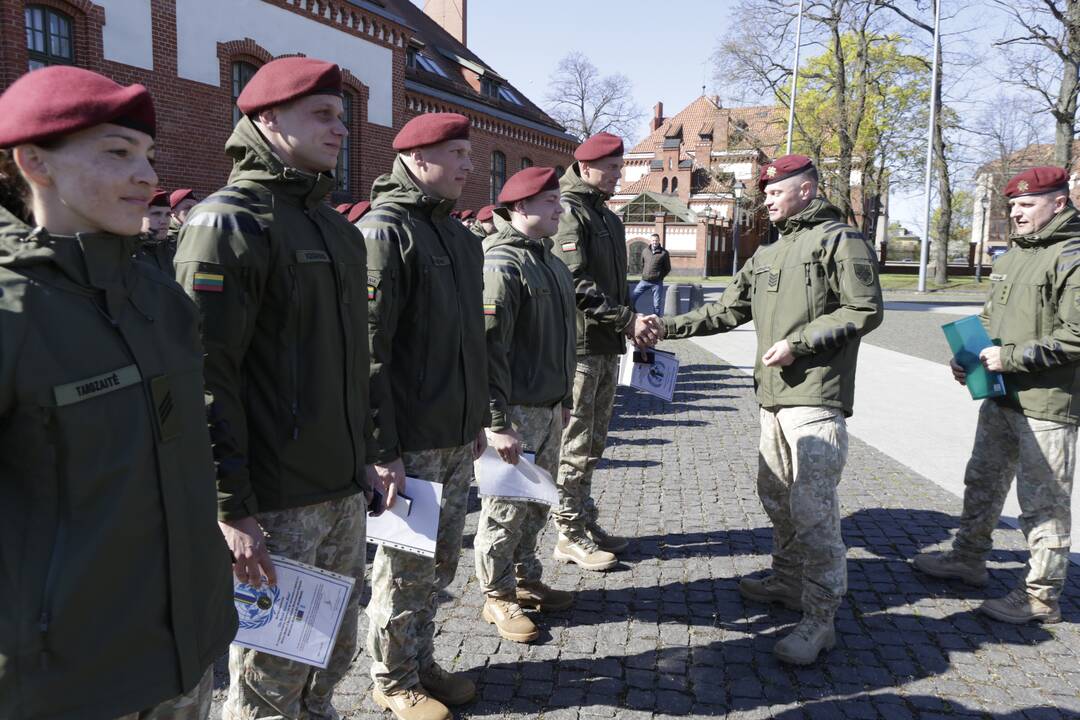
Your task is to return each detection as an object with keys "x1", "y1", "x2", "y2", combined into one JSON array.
[{"x1": 627, "y1": 313, "x2": 665, "y2": 348}]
